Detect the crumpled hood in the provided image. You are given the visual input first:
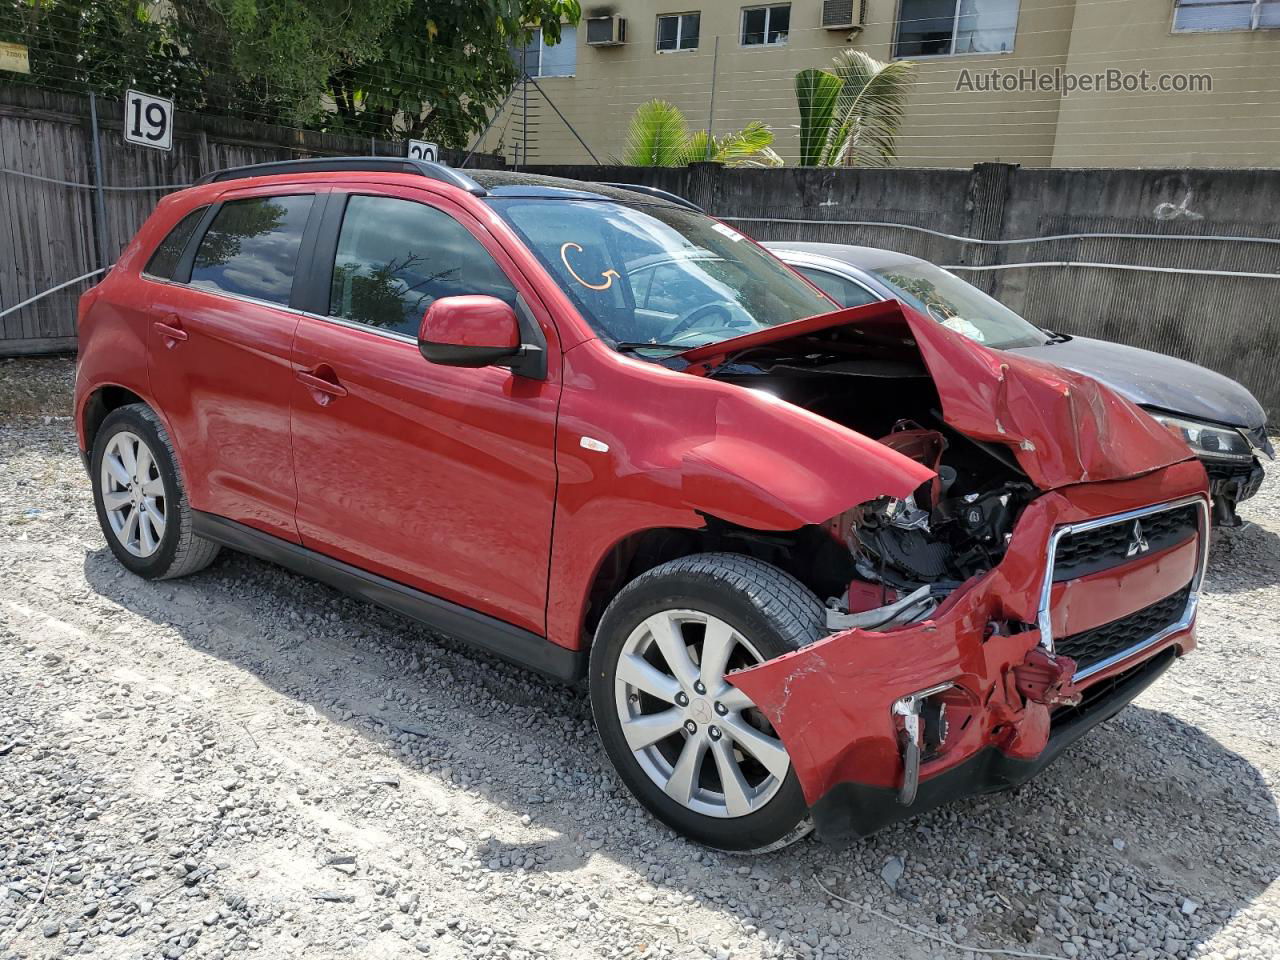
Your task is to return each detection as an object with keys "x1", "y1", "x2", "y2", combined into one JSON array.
[{"x1": 678, "y1": 301, "x2": 1196, "y2": 490}]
